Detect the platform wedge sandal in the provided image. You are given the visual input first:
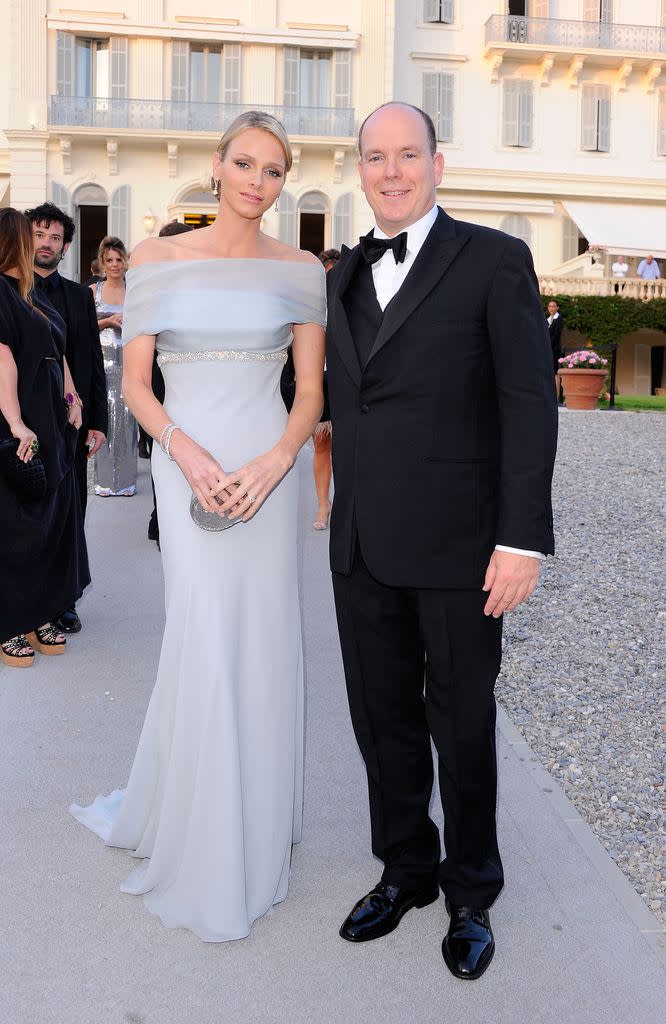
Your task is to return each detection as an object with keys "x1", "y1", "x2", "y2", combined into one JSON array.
[
  {"x1": 25, "y1": 623, "x2": 67, "y2": 656},
  {"x1": 1, "y1": 635, "x2": 35, "y2": 668}
]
